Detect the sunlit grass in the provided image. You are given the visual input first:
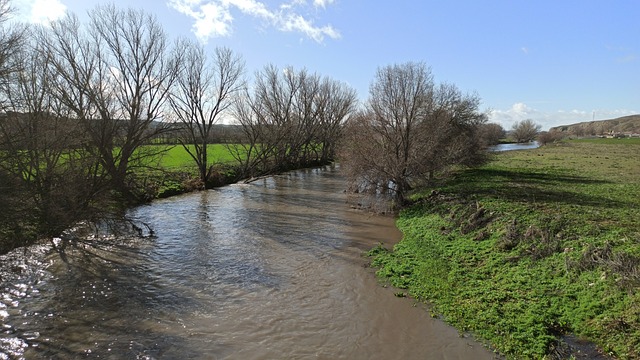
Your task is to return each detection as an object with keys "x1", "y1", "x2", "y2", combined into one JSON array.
[
  {"x1": 370, "y1": 140, "x2": 640, "y2": 359},
  {"x1": 144, "y1": 144, "x2": 239, "y2": 169},
  {"x1": 569, "y1": 137, "x2": 640, "y2": 145}
]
